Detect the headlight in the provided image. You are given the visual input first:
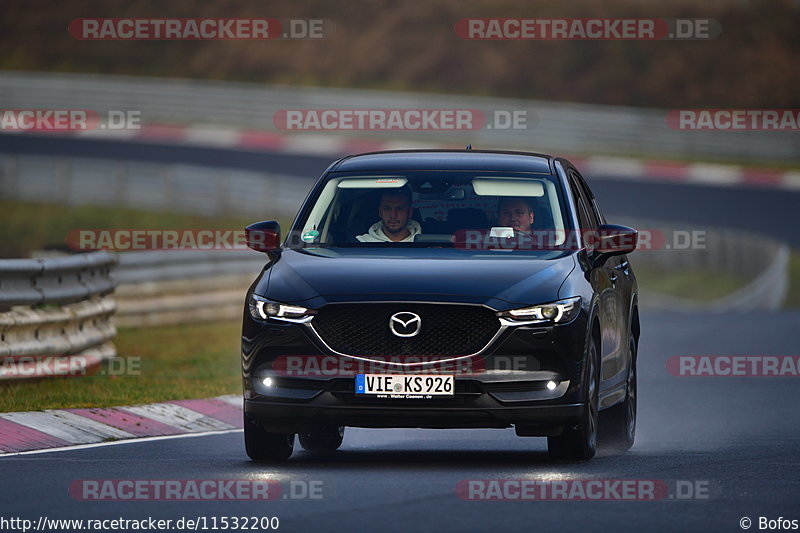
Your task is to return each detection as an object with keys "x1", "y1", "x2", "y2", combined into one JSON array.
[
  {"x1": 497, "y1": 297, "x2": 581, "y2": 326},
  {"x1": 249, "y1": 295, "x2": 316, "y2": 323}
]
